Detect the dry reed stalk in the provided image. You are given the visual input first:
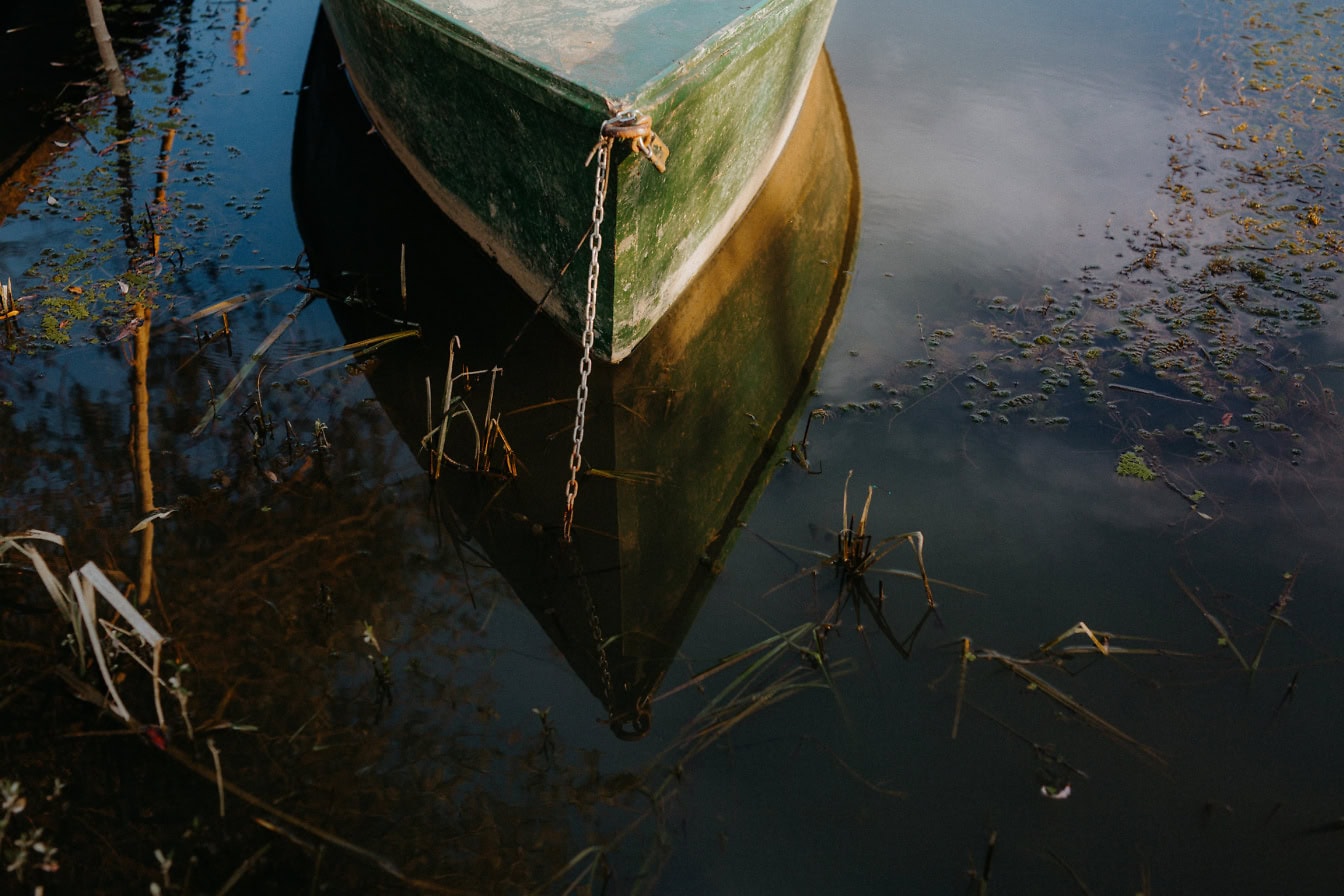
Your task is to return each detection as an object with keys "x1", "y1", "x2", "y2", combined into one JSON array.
[
  {"x1": 286, "y1": 328, "x2": 419, "y2": 379},
  {"x1": 1171, "y1": 571, "x2": 1250, "y2": 670},
  {"x1": 952, "y1": 636, "x2": 971, "y2": 739},
  {"x1": 191, "y1": 290, "x2": 315, "y2": 435},
  {"x1": 978, "y1": 649, "x2": 1165, "y2": 764},
  {"x1": 176, "y1": 283, "x2": 297, "y2": 325}
]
